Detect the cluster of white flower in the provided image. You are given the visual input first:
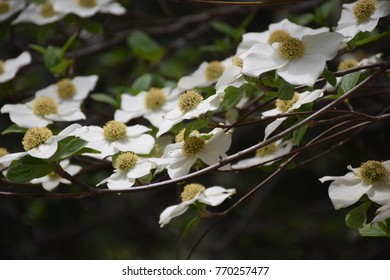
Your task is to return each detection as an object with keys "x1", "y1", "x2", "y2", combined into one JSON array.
[
  {"x1": 1, "y1": 0, "x2": 389, "y2": 229},
  {"x1": 0, "y1": 0, "x2": 126, "y2": 25}
]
